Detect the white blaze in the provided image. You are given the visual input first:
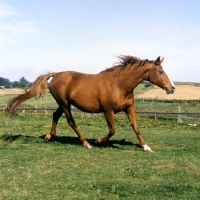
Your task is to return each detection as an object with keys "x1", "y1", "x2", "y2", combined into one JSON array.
[{"x1": 170, "y1": 78, "x2": 175, "y2": 88}]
